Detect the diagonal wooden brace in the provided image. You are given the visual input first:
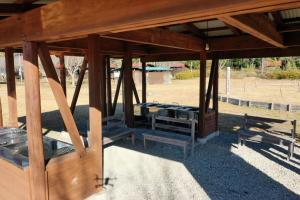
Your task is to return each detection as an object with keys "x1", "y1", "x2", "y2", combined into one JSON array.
[{"x1": 38, "y1": 42, "x2": 85, "y2": 156}]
